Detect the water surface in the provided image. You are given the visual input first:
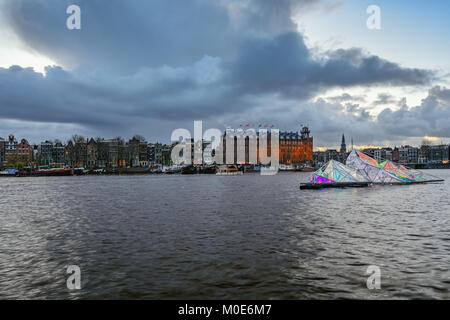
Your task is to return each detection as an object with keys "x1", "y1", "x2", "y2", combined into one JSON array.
[{"x1": 0, "y1": 171, "x2": 449, "y2": 299}]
